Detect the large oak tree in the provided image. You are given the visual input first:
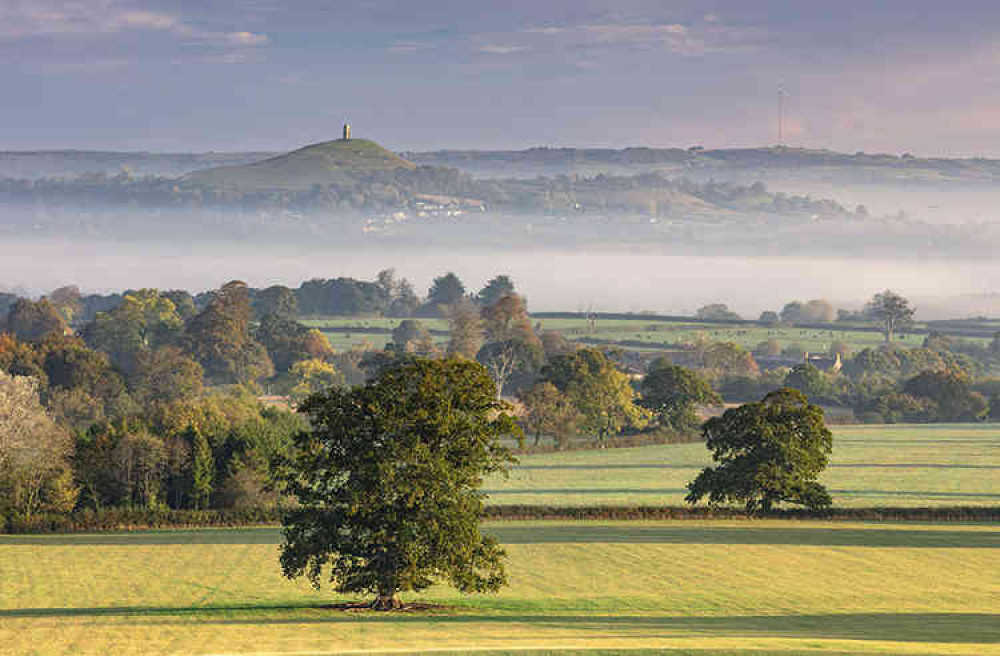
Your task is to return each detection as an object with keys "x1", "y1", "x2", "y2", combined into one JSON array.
[
  {"x1": 686, "y1": 388, "x2": 833, "y2": 514},
  {"x1": 279, "y1": 358, "x2": 520, "y2": 609}
]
